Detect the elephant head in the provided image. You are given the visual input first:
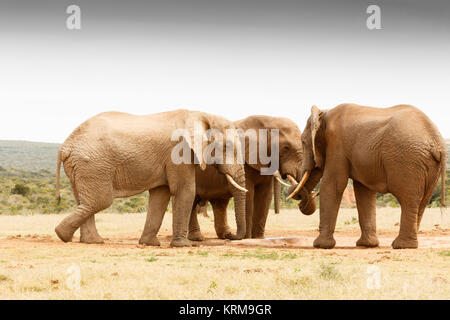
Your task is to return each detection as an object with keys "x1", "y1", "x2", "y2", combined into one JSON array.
[
  {"x1": 234, "y1": 116, "x2": 312, "y2": 210},
  {"x1": 187, "y1": 112, "x2": 248, "y2": 239},
  {"x1": 287, "y1": 106, "x2": 325, "y2": 214}
]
